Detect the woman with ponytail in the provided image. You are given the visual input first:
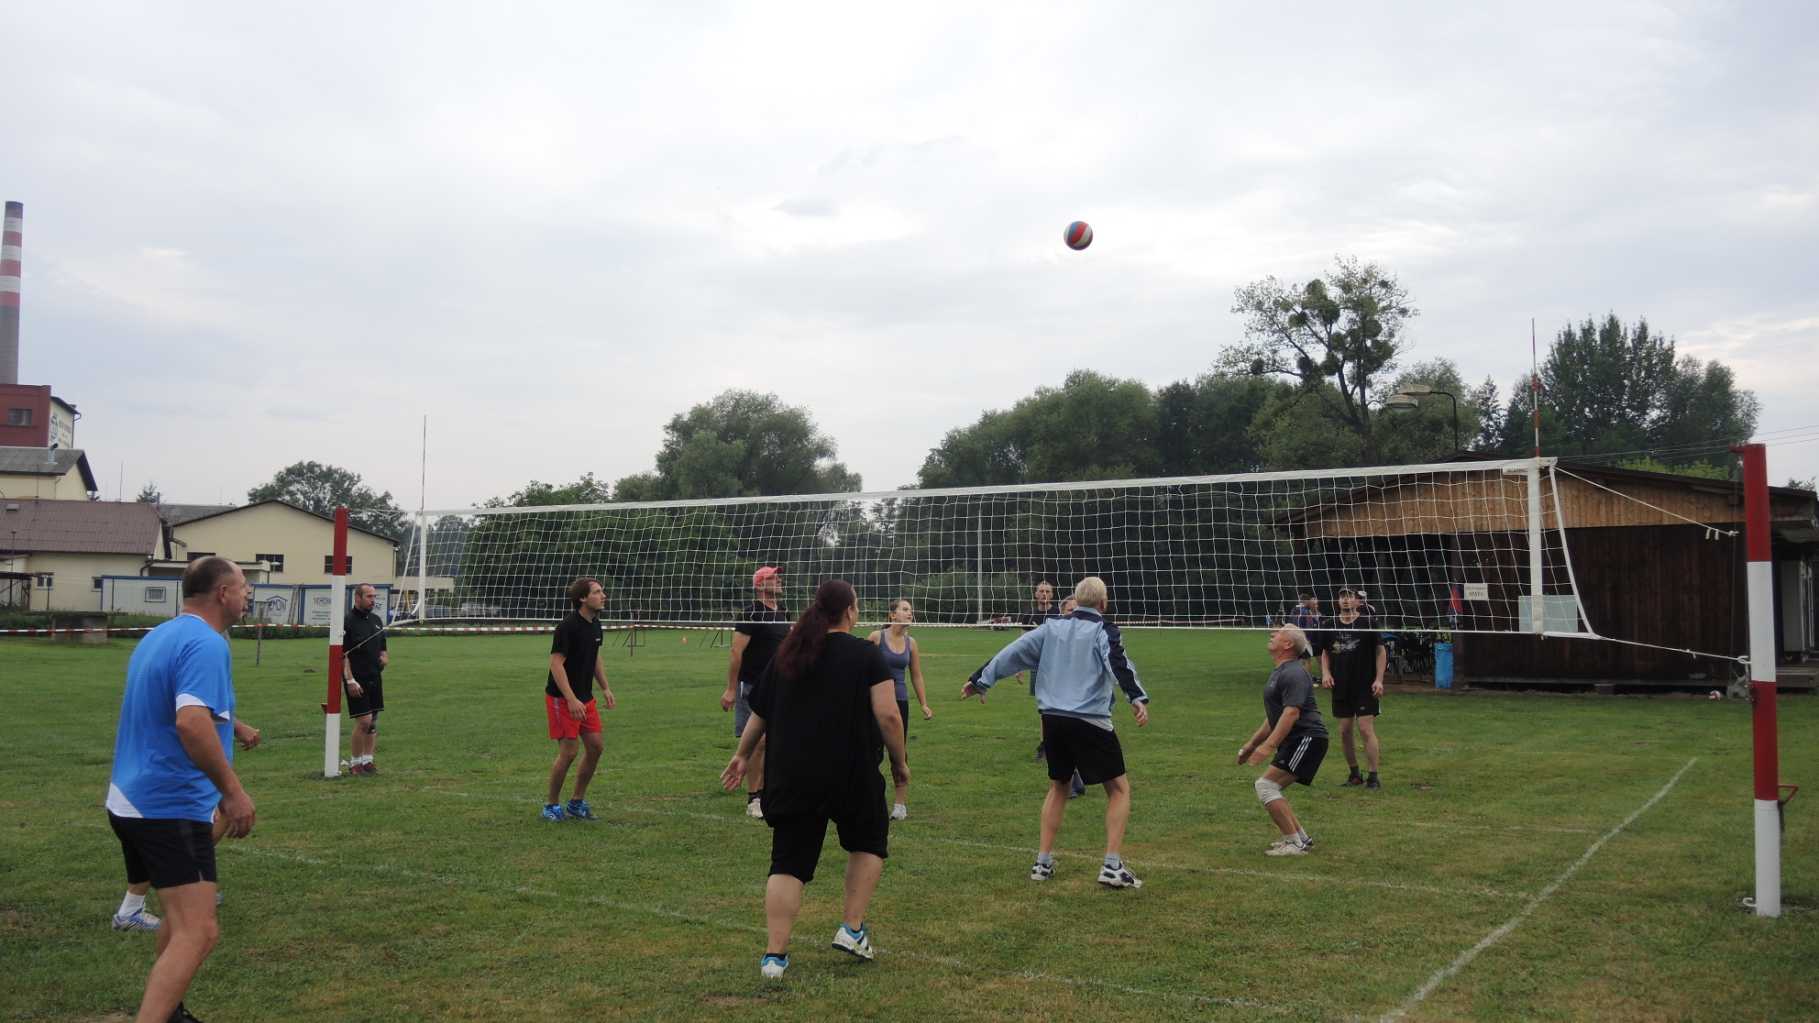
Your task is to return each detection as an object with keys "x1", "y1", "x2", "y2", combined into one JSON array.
[{"x1": 720, "y1": 579, "x2": 910, "y2": 980}]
